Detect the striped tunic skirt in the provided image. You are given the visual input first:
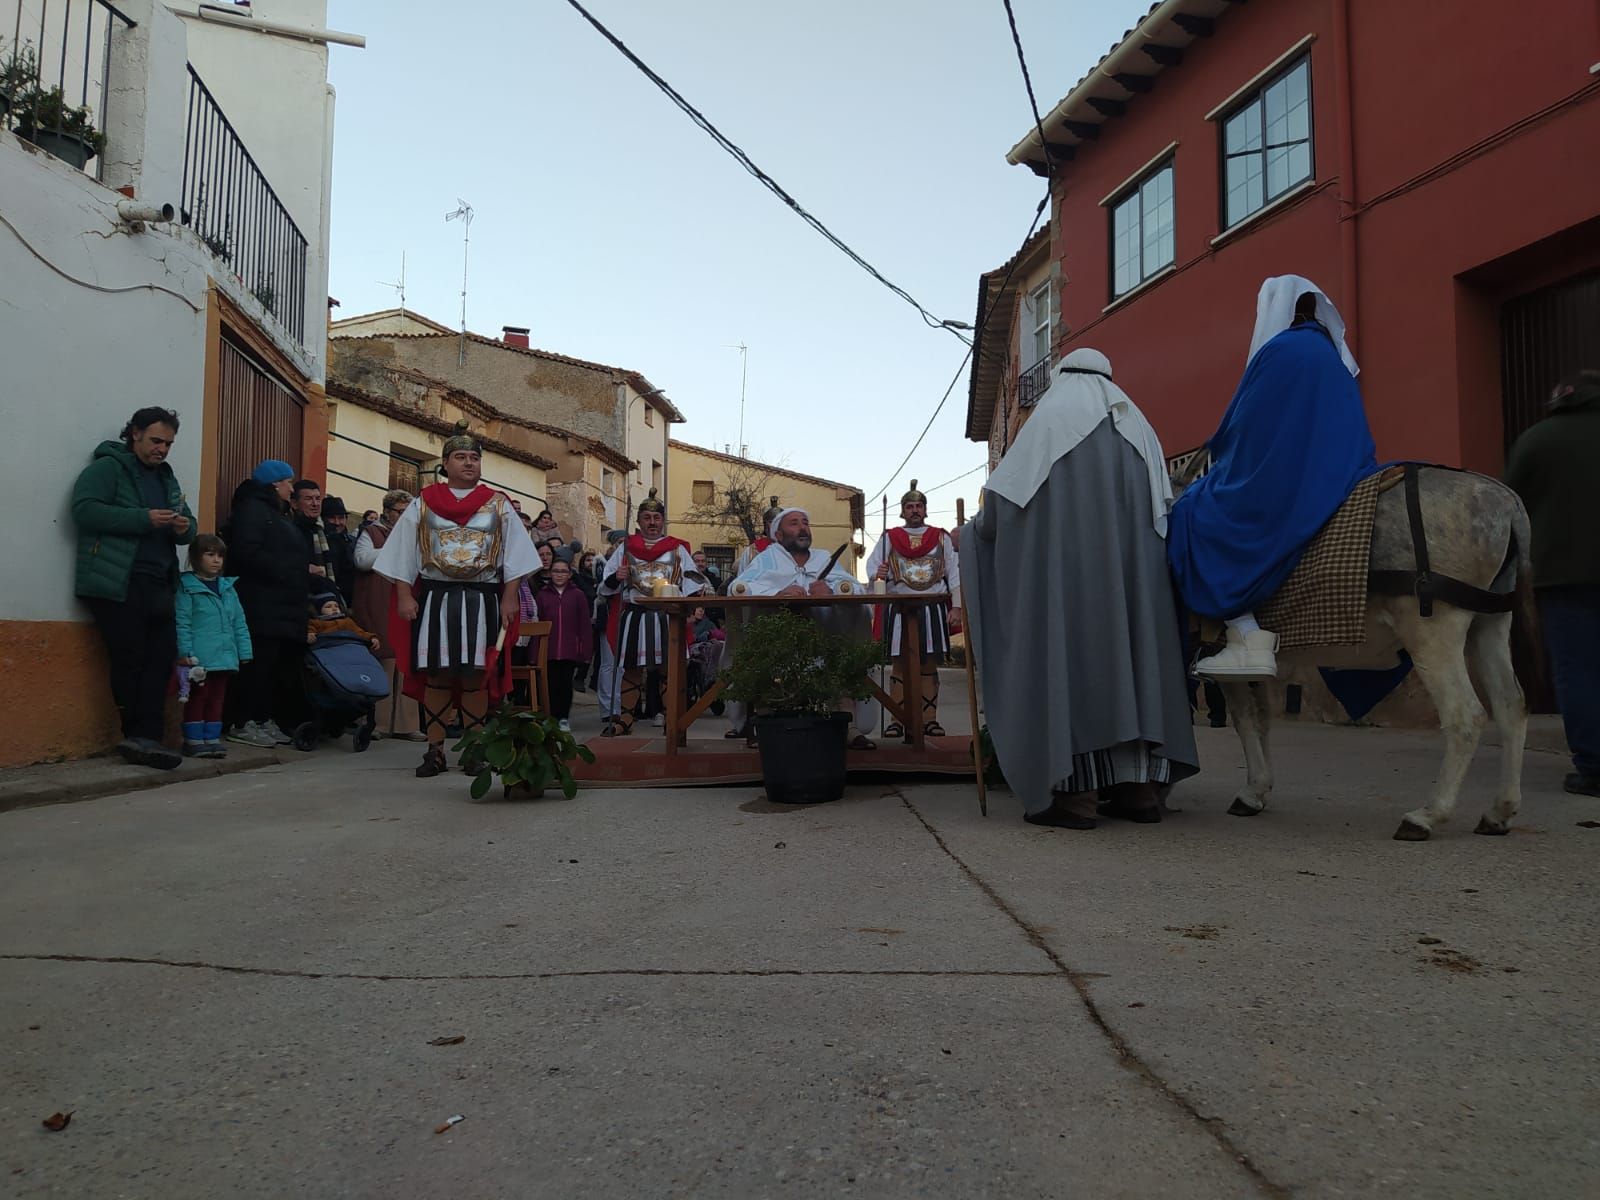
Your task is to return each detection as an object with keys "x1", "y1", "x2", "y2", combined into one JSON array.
[
  {"x1": 1054, "y1": 740, "x2": 1173, "y2": 794},
  {"x1": 413, "y1": 580, "x2": 502, "y2": 674},
  {"x1": 617, "y1": 605, "x2": 670, "y2": 669},
  {"x1": 883, "y1": 601, "x2": 951, "y2": 658}
]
